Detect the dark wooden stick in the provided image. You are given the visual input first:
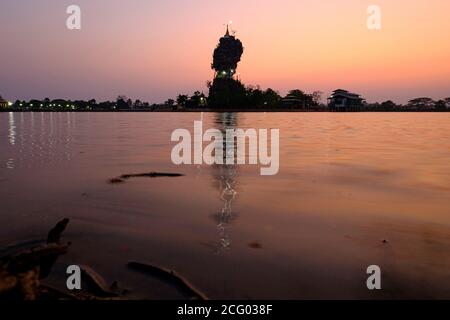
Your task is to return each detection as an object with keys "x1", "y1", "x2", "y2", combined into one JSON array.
[{"x1": 127, "y1": 261, "x2": 207, "y2": 300}]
